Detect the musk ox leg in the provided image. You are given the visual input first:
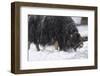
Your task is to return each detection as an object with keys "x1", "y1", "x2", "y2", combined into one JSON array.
[
  {"x1": 53, "y1": 41, "x2": 59, "y2": 50},
  {"x1": 36, "y1": 43, "x2": 40, "y2": 51},
  {"x1": 56, "y1": 35, "x2": 66, "y2": 51}
]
